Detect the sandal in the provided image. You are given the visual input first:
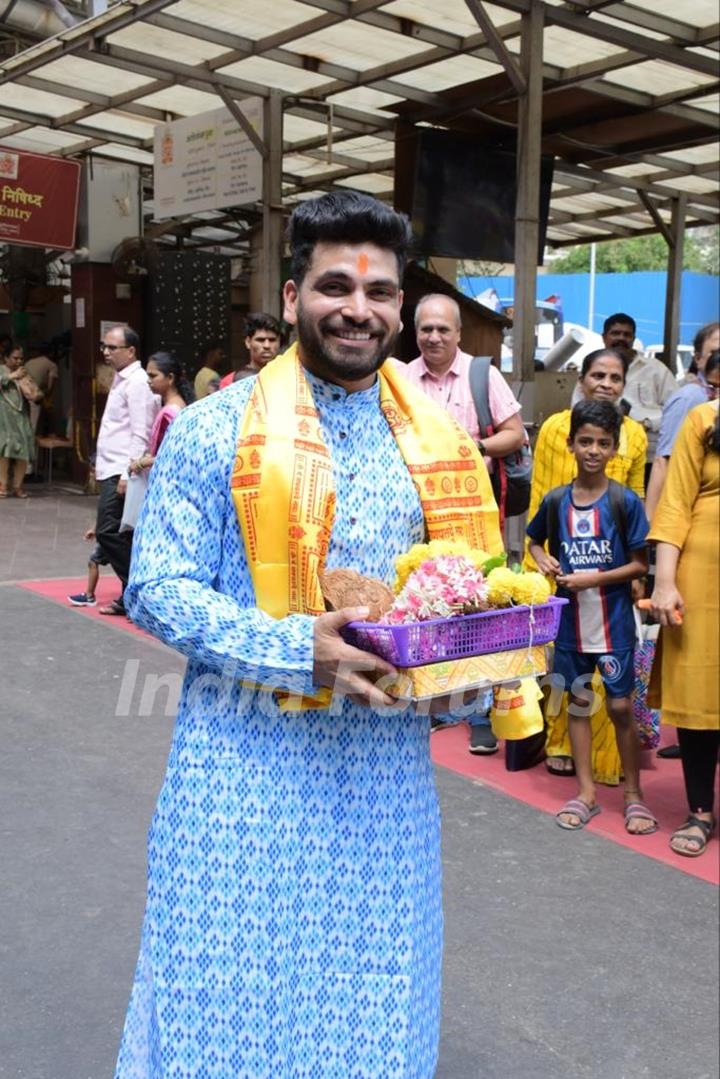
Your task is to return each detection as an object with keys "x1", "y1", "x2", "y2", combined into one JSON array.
[
  {"x1": 555, "y1": 799, "x2": 601, "y2": 831},
  {"x1": 669, "y1": 816, "x2": 715, "y2": 858},
  {"x1": 99, "y1": 599, "x2": 127, "y2": 616},
  {"x1": 546, "y1": 755, "x2": 576, "y2": 777},
  {"x1": 12, "y1": 488, "x2": 28, "y2": 499},
  {"x1": 0, "y1": 486, "x2": 7, "y2": 499},
  {"x1": 624, "y1": 801, "x2": 658, "y2": 836}
]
